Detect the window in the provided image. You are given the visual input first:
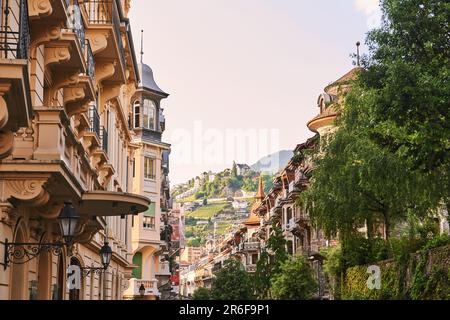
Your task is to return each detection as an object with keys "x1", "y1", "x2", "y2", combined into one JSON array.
[
  {"x1": 144, "y1": 157, "x2": 155, "y2": 180},
  {"x1": 143, "y1": 216, "x2": 155, "y2": 229},
  {"x1": 134, "y1": 101, "x2": 140, "y2": 128},
  {"x1": 142, "y1": 99, "x2": 156, "y2": 130}
]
